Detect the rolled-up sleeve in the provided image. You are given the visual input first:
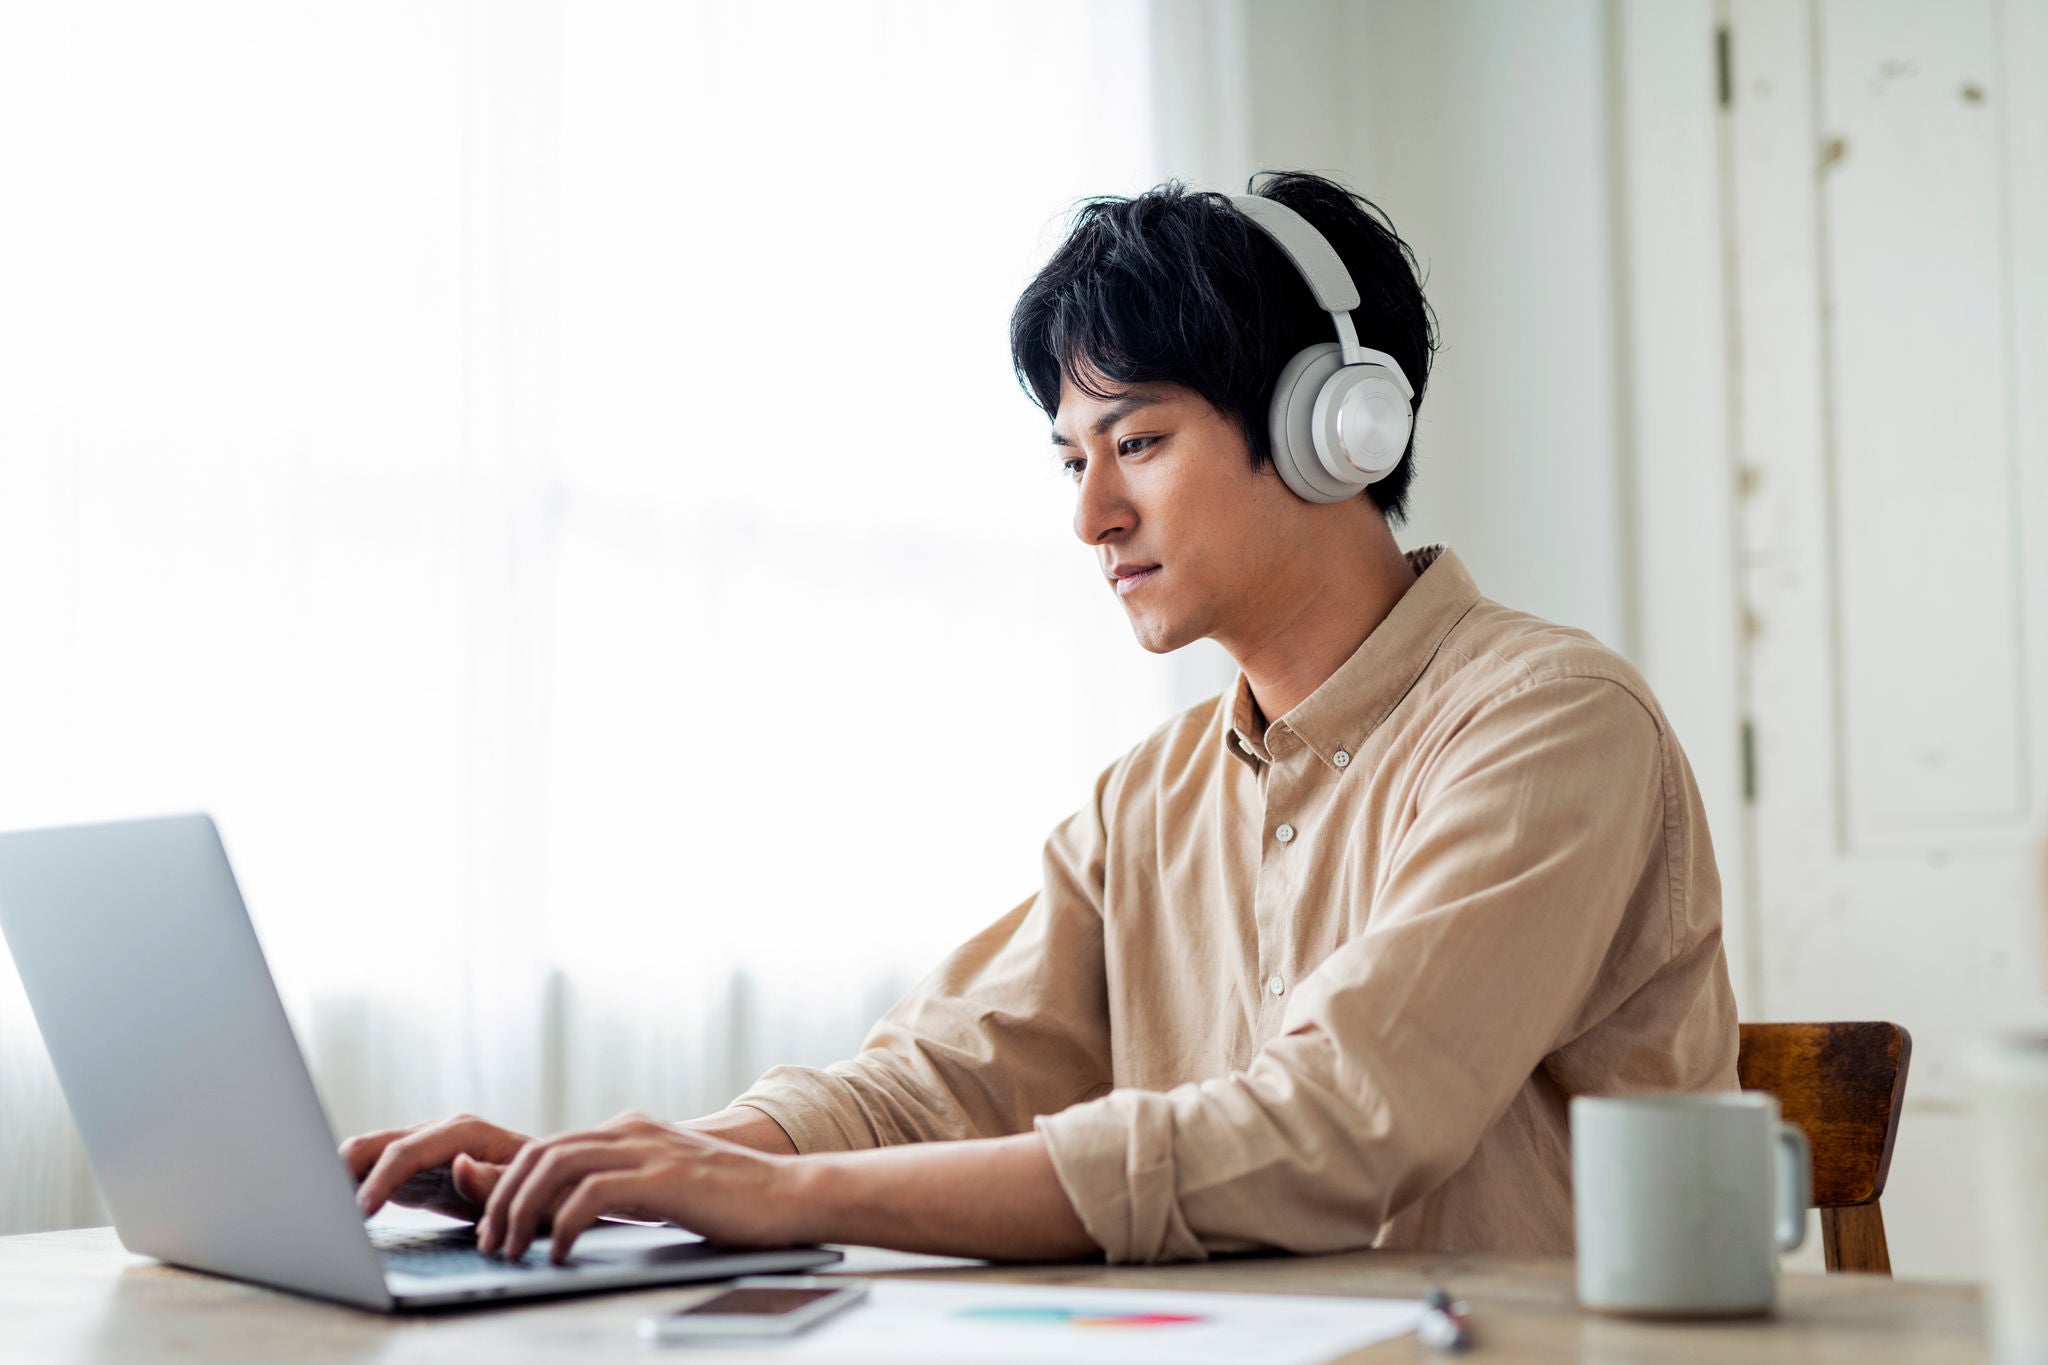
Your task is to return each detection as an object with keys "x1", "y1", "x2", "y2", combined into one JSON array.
[
  {"x1": 731, "y1": 767, "x2": 1118, "y2": 1155},
  {"x1": 1034, "y1": 674, "x2": 1675, "y2": 1263}
]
